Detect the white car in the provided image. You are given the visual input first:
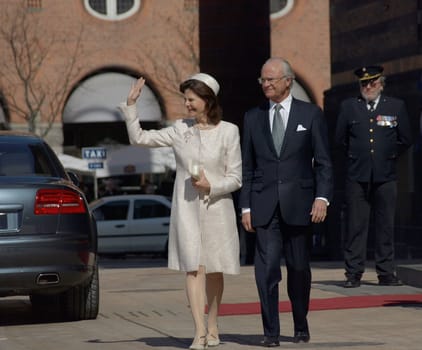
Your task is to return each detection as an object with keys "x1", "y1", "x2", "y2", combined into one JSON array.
[{"x1": 89, "y1": 194, "x2": 171, "y2": 256}]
